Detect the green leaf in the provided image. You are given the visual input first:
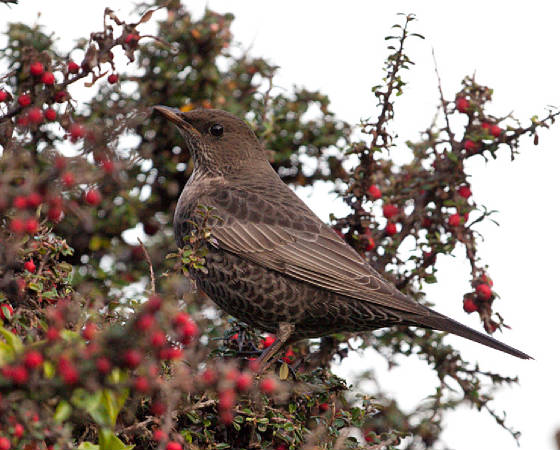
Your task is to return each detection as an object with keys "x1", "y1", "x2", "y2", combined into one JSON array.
[
  {"x1": 446, "y1": 151, "x2": 459, "y2": 163},
  {"x1": 181, "y1": 430, "x2": 193, "y2": 443},
  {"x1": 58, "y1": 262, "x2": 74, "y2": 272},
  {"x1": 99, "y1": 428, "x2": 135, "y2": 450},
  {"x1": 43, "y1": 360, "x2": 55, "y2": 378},
  {"x1": 0, "y1": 325, "x2": 23, "y2": 355},
  {"x1": 28, "y1": 281, "x2": 43, "y2": 291},
  {"x1": 60, "y1": 329, "x2": 81, "y2": 341},
  {"x1": 72, "y1": 388, "x2": 127, "y2": 428},
  {"x1": 279, "y1": 363, "x2": 289, "y2": 380},
  {"x1": 54, "y1": 400, "x2": 72, "y2": 423},
  {"x1": 78, "y1": 442, "x2": 100, "y2": 450},
  {"x1": 425, "y1": 274, "x2": 437, "y2": 284},
  {"x1": 0, "y1": 341, "x2": 13, "y2": 365},
  {"x1": 108, "y1": 368, "x2": 128, "y2": 384},
  {"x1": 101, "y1": 388, "x2": 129, "y2": 427}
]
